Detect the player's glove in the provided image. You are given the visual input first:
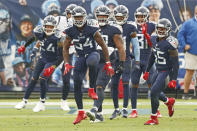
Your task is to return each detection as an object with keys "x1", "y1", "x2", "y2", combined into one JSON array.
[
  {"x1": 103, "y1": 61, "x2": 114, "y2": 77},
  {"x1": 143, "y1": 72, "x2": 149, "y2": 80},
  {"x1": 141, "y1": 23, "x2": 152, "y2": 47},
  {"x1": 64, "y1": 63, "x2": 75, "y2": 75},
  {"x1": 43, "y1": 65, "x2": 56, "y2": 77},
  {"x1": 168, "y1": 80, "x2": 176, "y2": 88},
  {"x1": 18, "y1": 45, "x2": 26, "y2": 55},
  {"x1": 115, "y1": 61, "x2": 124, "y2": 74}
]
